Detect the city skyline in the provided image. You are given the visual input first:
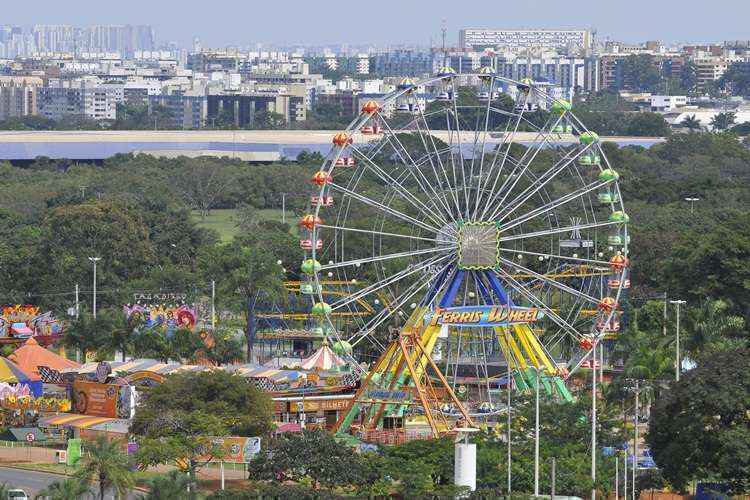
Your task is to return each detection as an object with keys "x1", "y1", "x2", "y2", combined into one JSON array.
[{"x1": 2, "y1": 0, "x2": 750, "y2": 48}]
